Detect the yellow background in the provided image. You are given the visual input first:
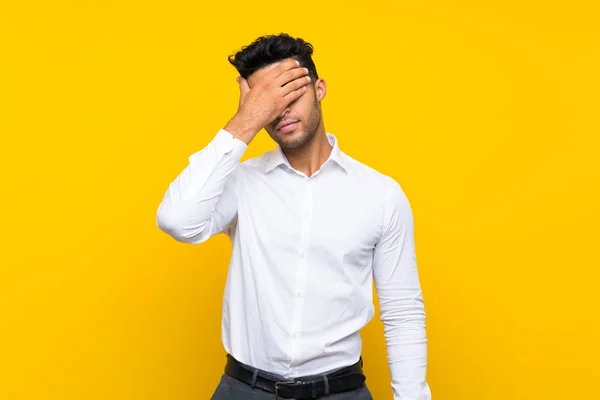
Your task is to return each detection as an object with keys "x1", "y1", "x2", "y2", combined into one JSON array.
[{"x1": 1, "y1": 1, "x2": 599, "y2": 399}]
